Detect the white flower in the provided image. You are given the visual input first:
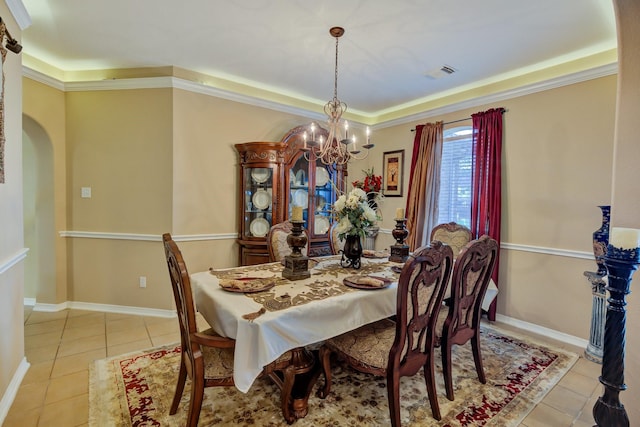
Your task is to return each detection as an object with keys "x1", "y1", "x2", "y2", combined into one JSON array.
[
  {"x1": 346, "y1": 193, "x2": 360, "y2": 209},
  {"x1": 335, "y1": 216, "x2": 352, "y2": 235},
  {"x1": 332, "y1": 186, "x2": 378, "y2": 239},
  {"x1": 334, "y1": 195, "x2": 346, "y2": 213},
  {"x1": 351, "y1": 187, "x2": 367, "y2": 200},
  {"x1": 363, "y1": 205, "x2": 378, "y2": 222}
]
